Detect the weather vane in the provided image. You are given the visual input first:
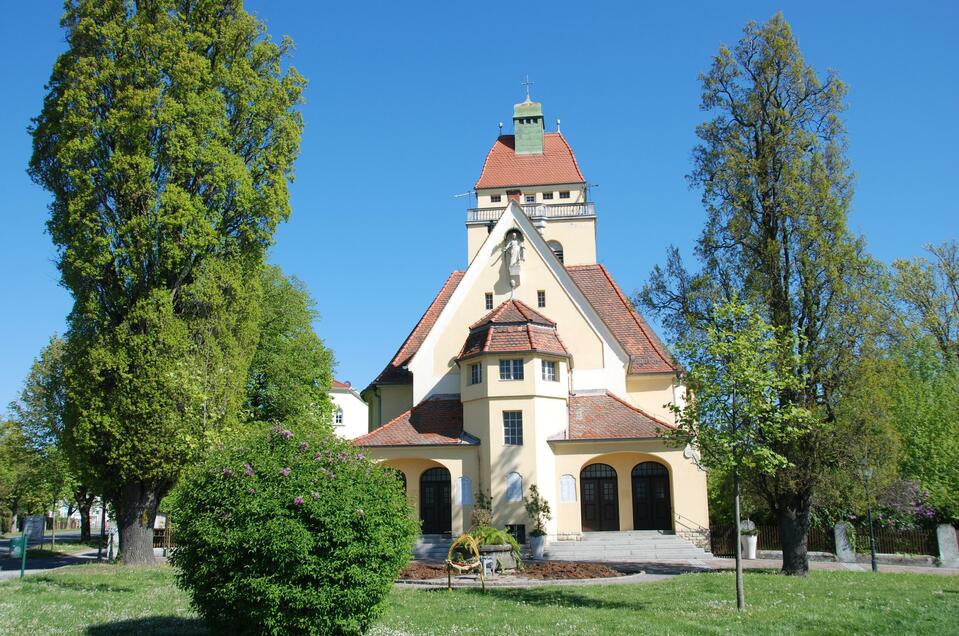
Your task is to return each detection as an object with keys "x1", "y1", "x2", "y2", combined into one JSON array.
[{"x1": 522, "y1": 74, "x2": 534, "y2": 100}]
